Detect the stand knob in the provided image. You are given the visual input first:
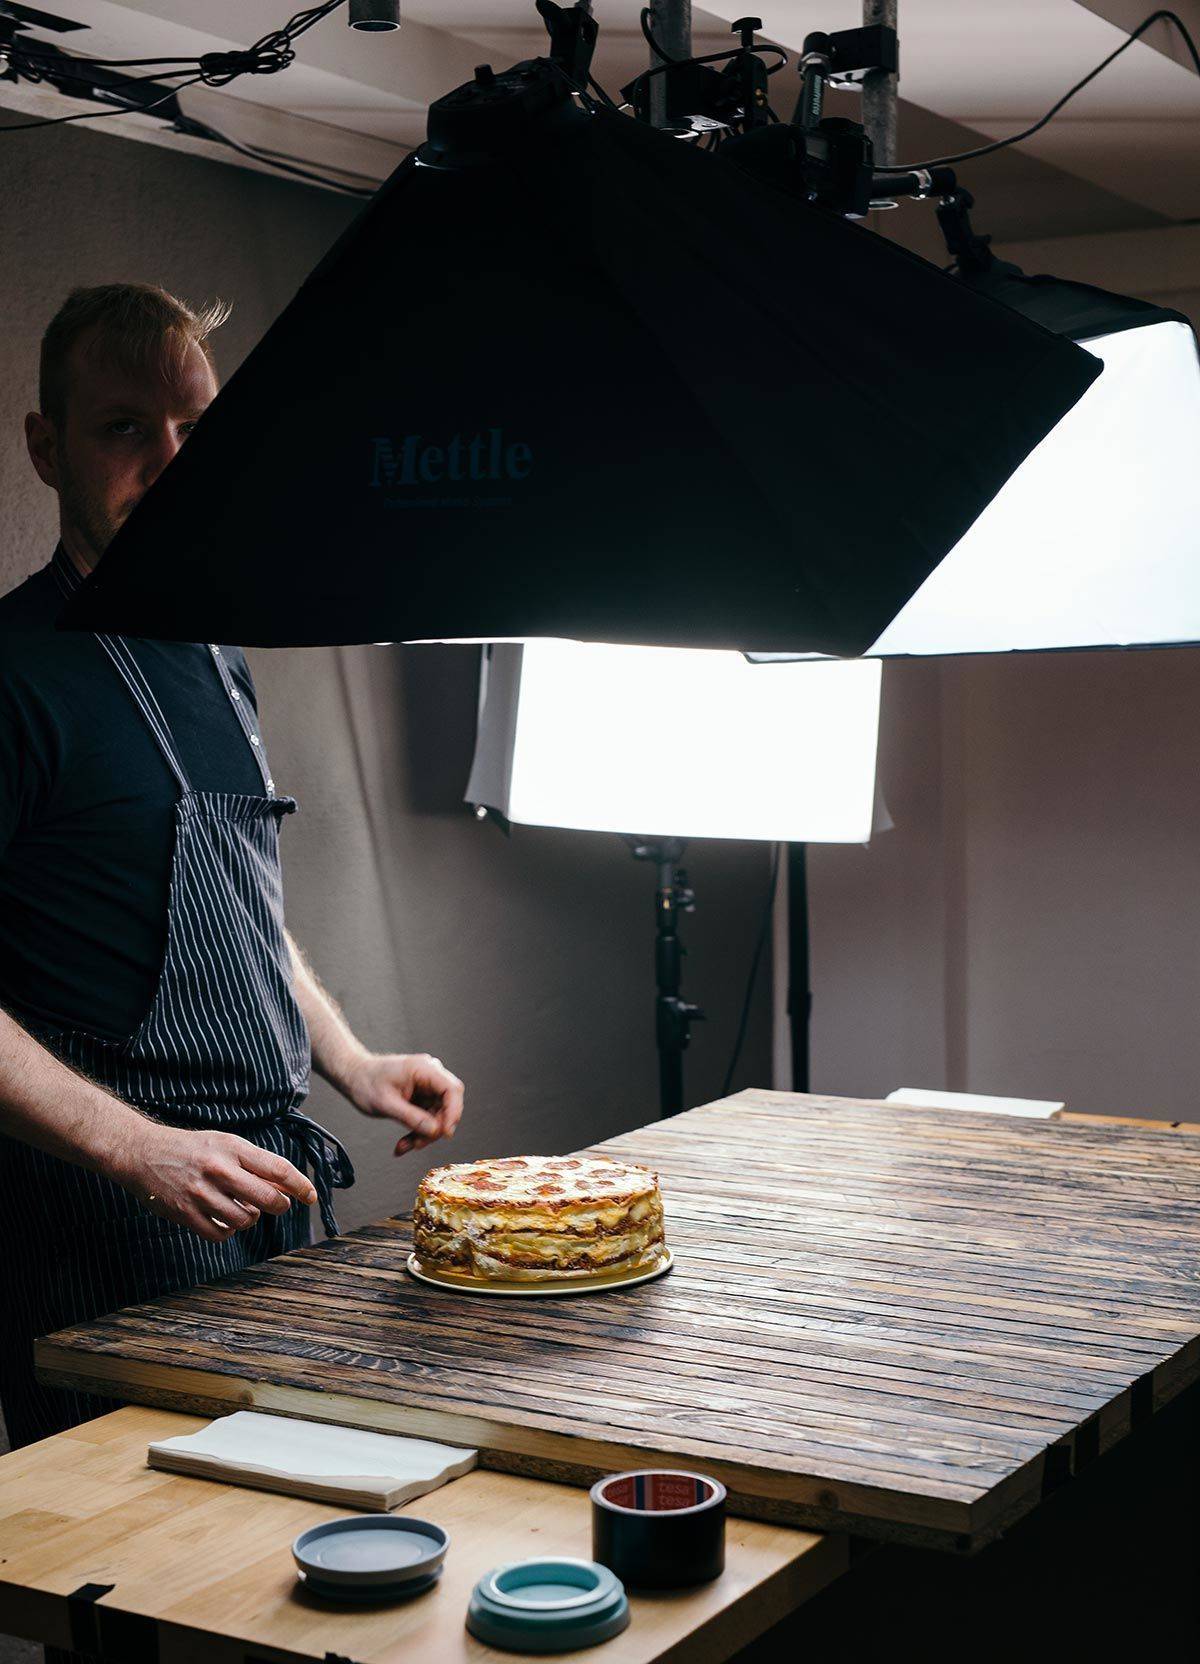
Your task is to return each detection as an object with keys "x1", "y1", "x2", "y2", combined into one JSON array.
[{"x1": 657, "y1": 996, "x2": 706, "y2": 1053}]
